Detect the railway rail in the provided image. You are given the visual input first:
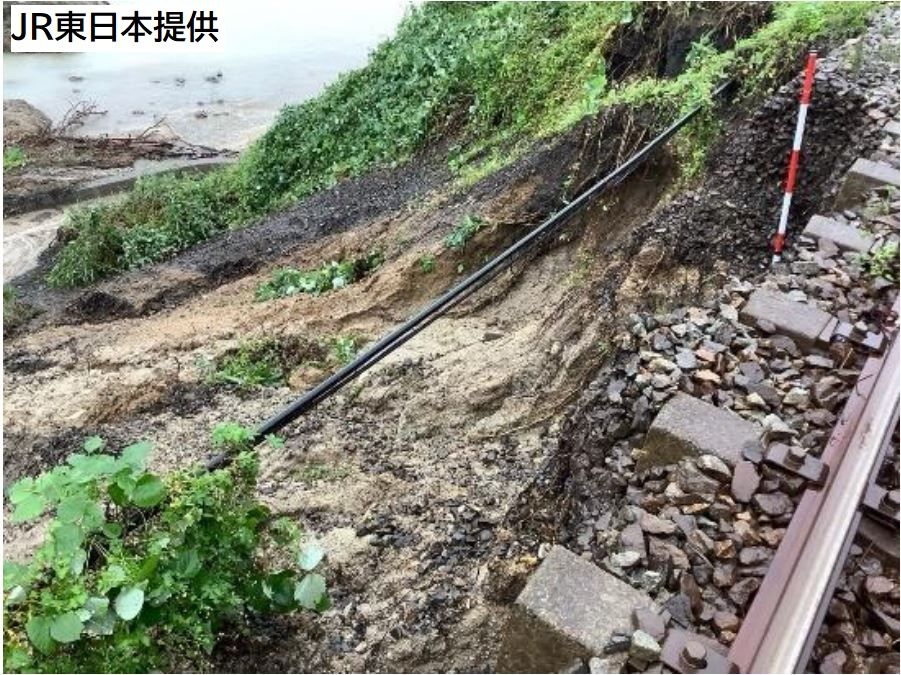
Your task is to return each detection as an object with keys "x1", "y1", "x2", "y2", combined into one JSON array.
[{"x1": 728, "y1": 299, "x2": 900, "y2": 673}]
